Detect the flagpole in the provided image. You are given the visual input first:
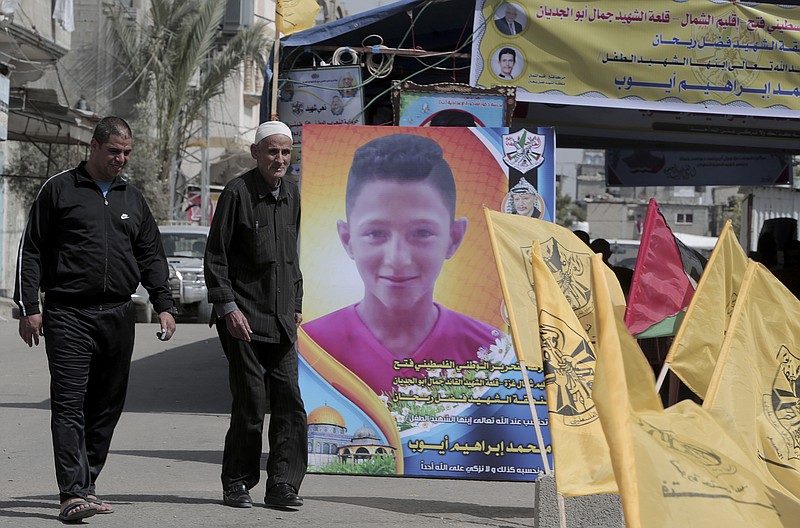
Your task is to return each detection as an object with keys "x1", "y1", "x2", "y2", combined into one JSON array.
[
  {"x1": 557, "y1": 494, "x2": 568, "y2": 528},
  {"x1": 270, "y1": 36, "x2": 281, "y2": 120},
  {"x1": 519, "y1": 359, "x2": 567, "y2": 528},
  {"x1": 518, "y1": 358, "x2": 552, "y2": 475},
  {"x1": 270, "y1": 0, "x2": 283, "y2": 120},
  {"x1": 655, "y1": 361, "x2": 670, "y2": 392}
]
